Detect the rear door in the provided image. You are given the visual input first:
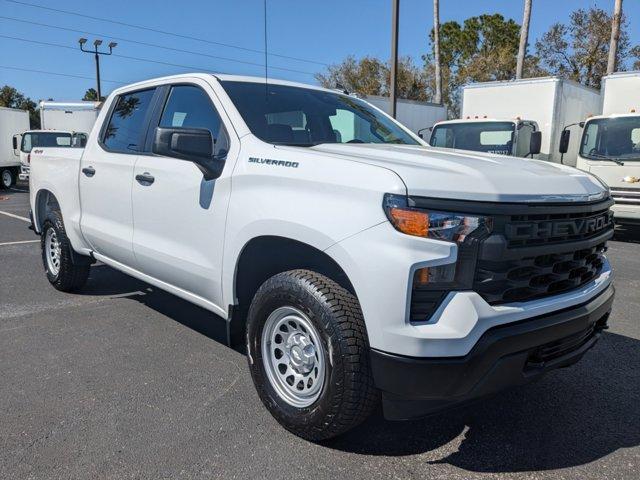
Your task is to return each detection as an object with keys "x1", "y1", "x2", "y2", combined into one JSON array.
[
  {"x1": 79, "y1": 87, "x2": 157, "y2": 266},
  {"x1": 131, "y1": 81, "x2": 234, "y2": 308}
]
